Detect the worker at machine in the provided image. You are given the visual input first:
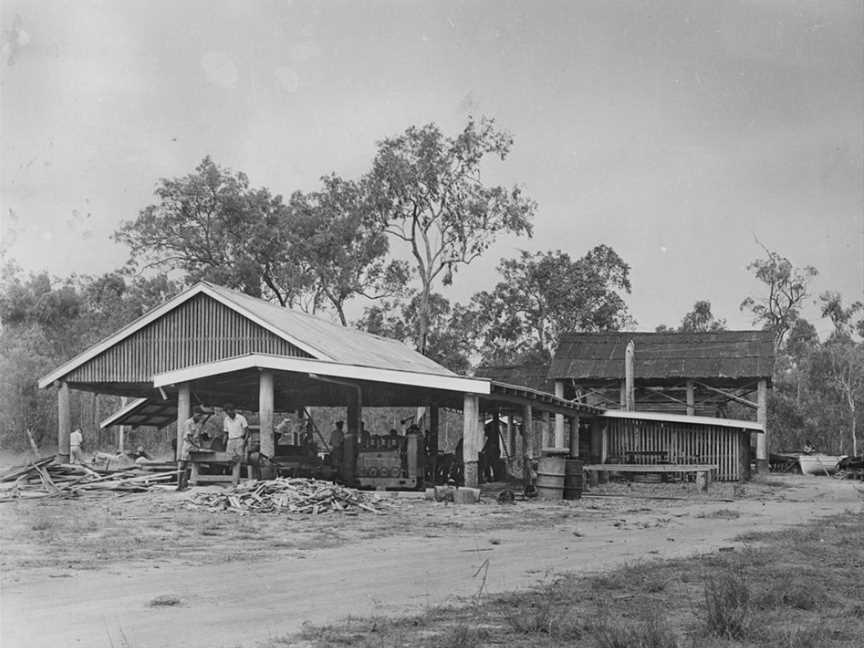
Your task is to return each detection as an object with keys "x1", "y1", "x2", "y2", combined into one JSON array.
[
  {"x1": 479, "y1": 413, "x2": 502, "y2": 483},
  {"x1": 177, "y1": 407, "x2": 205, "y2": 490},
  {"x1": 330, "y1": 420, "x2": 345, "y2": 467},
  {"x1": 222, "y1": 403, "x2": 249, "y2": 464}
]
